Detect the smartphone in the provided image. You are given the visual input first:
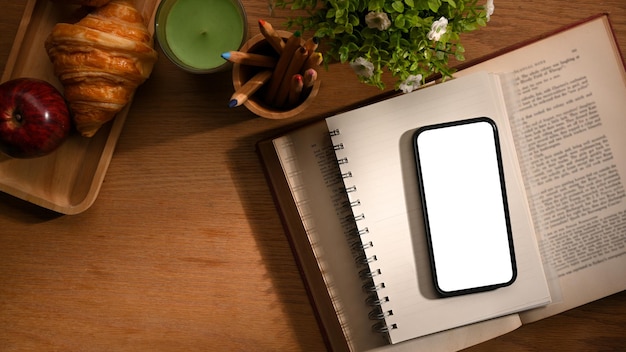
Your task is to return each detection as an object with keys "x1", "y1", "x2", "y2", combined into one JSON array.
[{"x1": 413, "y1": 117, "x2": 516, "y2": 297}]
